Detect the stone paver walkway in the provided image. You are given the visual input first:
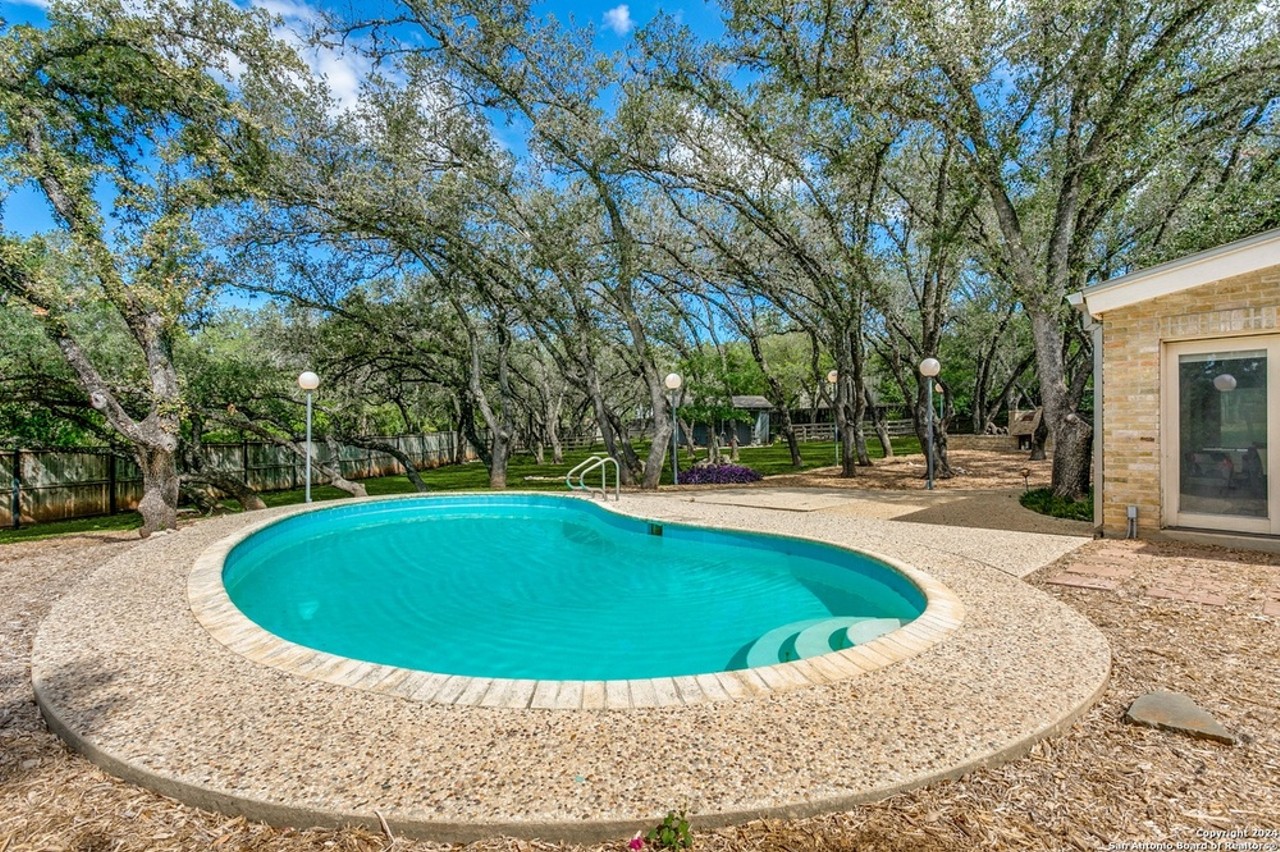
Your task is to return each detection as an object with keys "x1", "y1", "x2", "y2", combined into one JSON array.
[{"x1": 1045, "y1": 540, "x2": 1277, "y2": 614}]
